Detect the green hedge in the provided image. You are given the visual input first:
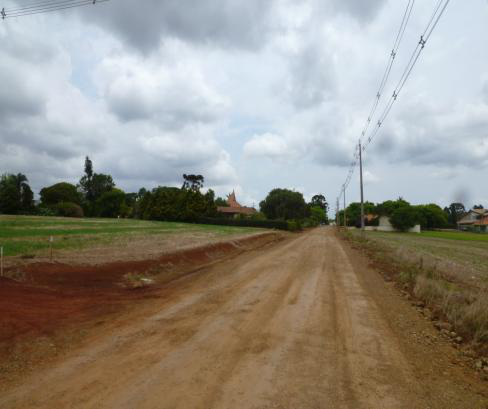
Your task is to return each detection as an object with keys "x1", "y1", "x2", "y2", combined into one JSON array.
[
  {"x1": 197, "y1": 217, "x2": 289, "y2": 231},
  {"x1": 54, "y1": 202, "x2": 84, "y2": 218}
]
